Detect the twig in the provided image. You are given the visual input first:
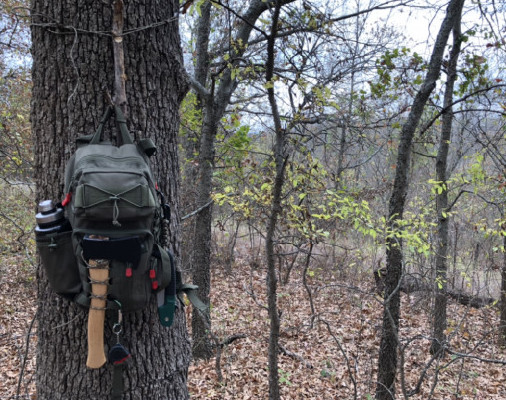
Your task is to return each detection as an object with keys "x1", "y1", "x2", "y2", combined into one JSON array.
[
  {"x1": 112, "y1": 0, "x2": 127, "y2": 115},
  {"x1": 446, "y1": 348, "x2": 506, "y2": 365},
  {"x1": 278, "y1": 342, "x2": 313, "y2": 369},
  {"x1": 16, "y1": 310, "x2": 38, "y2": 400},
  {"x1": 181, "y1": 199, "x2": 214, "y2": 221},
  {"x1": 220, "y1": 333, "x2": 247, "y2": 348},
  {"x1": 301, "y1": 242, "x2": 316, "y2": 329},
  {"x1": 318, "y1": 318, "x2": 358, "y2": 399}
]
